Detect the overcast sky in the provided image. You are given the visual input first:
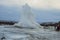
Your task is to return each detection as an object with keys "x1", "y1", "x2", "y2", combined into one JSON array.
[
  {"x1": 0, "y1": 0, "x2": 60, "y2": 22},
  {"x1": 0, "y1": 0, "x2": 60, "y2": 9}
]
